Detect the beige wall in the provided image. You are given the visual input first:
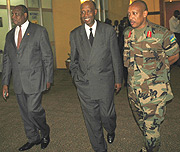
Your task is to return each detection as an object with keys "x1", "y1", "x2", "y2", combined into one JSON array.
[
  {"x1": 108, "y1": 0, "x2": 160, "y2": 24},
  {"x1": 108, "y1": 0, "x2": 130, "y2": 23},
  {"x1": 52, "y1": 0, "x2": 165, "y2": 68},
  {"x1": 52, "y1": 0, "x2": 81, "y2": 68},
  {"x1": 129, "y1": 0, "x2": 180, "y2": 26},
  {"x1": 53, "y1": 0, "x2": 131, "y2": 68},
  {"x1": 130, "y1": 0, "x2": 160, "y2": 24},
  {"x1": 146, "y1": 0, "x2": 160, "y2": 24}
]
